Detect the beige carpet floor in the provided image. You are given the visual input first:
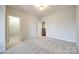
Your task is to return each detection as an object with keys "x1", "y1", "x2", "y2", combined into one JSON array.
[{"x1": 4, "y1": 37, "x2": 79, "y2": 54}]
